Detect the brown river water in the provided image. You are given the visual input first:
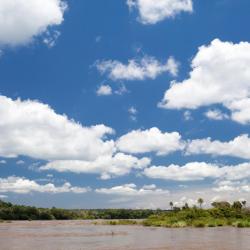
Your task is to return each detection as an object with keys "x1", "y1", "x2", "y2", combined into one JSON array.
[{"x1": 0, "y1": 220, "x2": 249, "y2": 250}]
